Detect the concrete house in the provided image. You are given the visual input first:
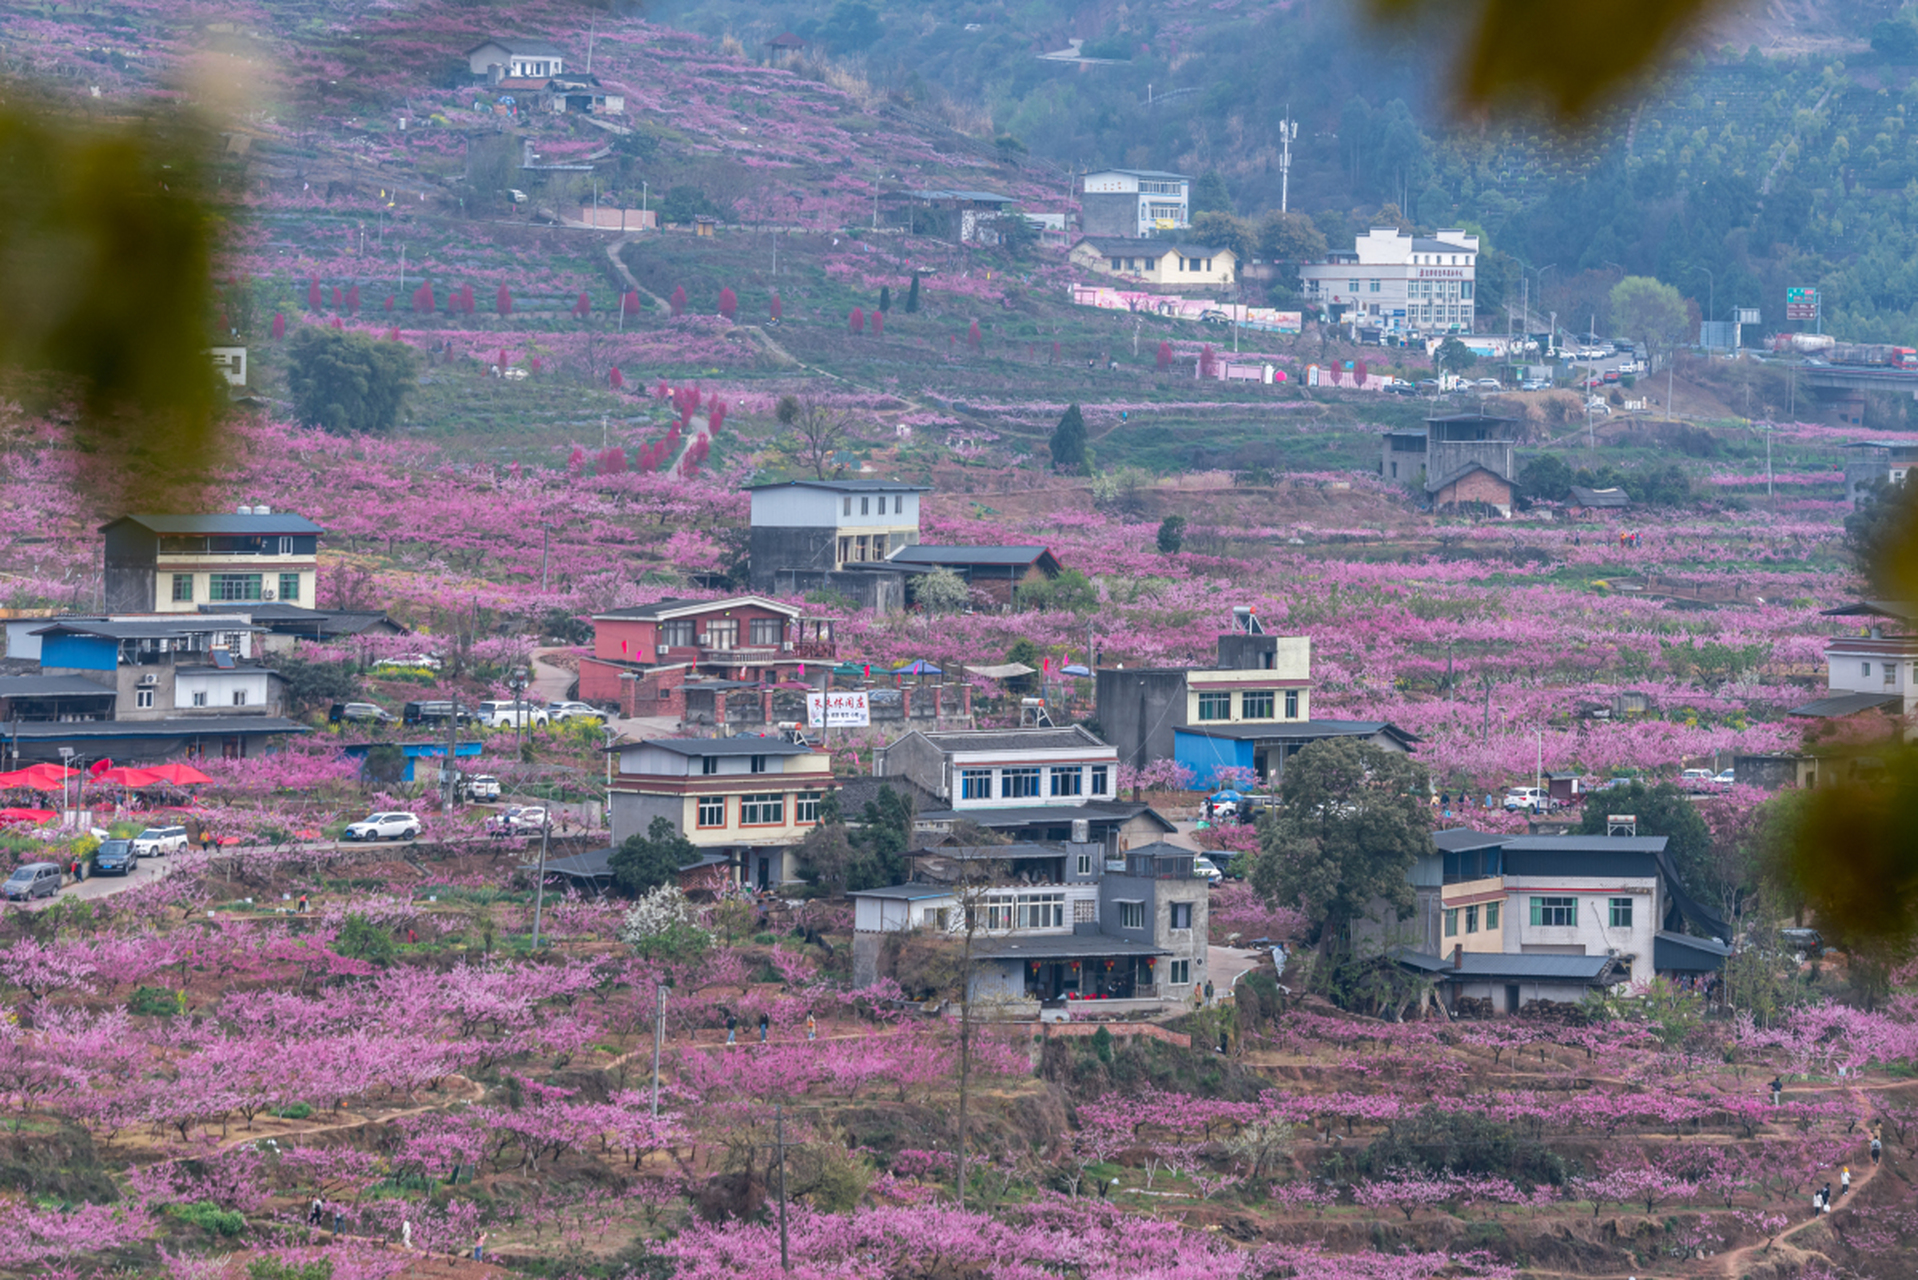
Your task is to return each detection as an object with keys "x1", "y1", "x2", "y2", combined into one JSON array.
[
  {"x1": 745, "y1": 479, "x2": 927, "y2": 612},
  {"x1": 607, "y1": 735, "x2": 835, "y2": 889},
  {"x1": 1842, "y1": 440, "x2": 1918, "y2": 506},
  {"x1": 1079, "y1": 170, "x2": 1190, "y2": 238},
  {"x1": 1795, "y1": 600, "x2": 1918, "y2": 718},
  {"x1": 875, "y1": 726, "x2": 1172, "y2": 848},
  {"x1": 1097, "y1": 629, "x2": 1314, "y2": 783},
  {"x1": 466, "y1": 37, "x2": 567, "y2": 81},
  {"x1": 101, "y1": 510, "x2": 321, "y2": 614},
  {"x1": 850, "y1": 842, "x2": 1208, "y2": 1008},
  {"x1": 1381, "y1": 414, "x2": 1519, "y2": 516},
  {"x1": 1299, "y1": 227, "x2": 1479, "y2": 333},
  {"x1": 1068, "y1": 237, "x2": 1236, "y2": 289}
]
